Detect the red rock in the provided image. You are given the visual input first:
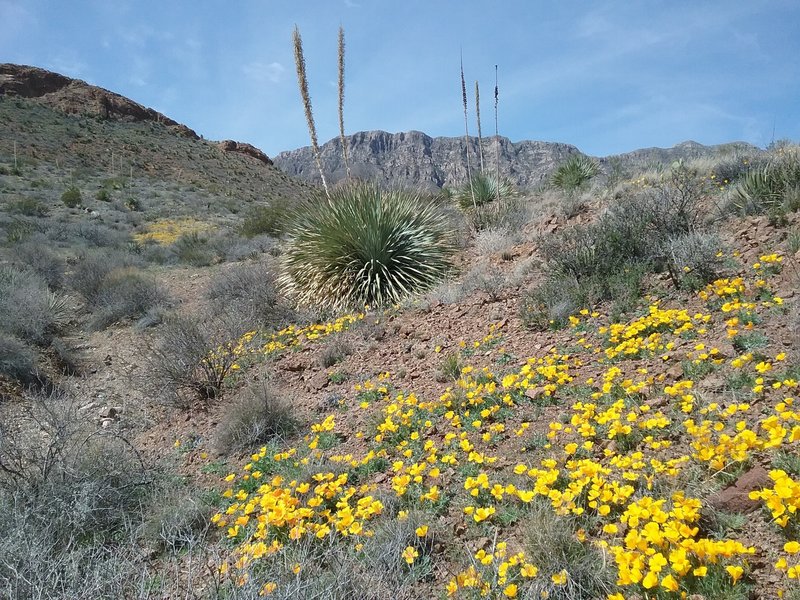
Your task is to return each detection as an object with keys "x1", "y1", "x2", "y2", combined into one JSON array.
[{"x1": 708, "y1": 464, "x2": 771, "y2": 513}]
